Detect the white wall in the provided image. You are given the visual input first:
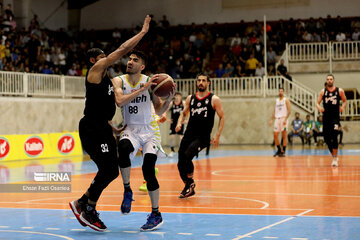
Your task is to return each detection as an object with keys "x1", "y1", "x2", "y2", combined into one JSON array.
[
  {"x1": 292, "y1": 72, "x2": 360, "y2": 94},
  {"x1": 16, "y1": 0, "x2": 360, "y2": 30},
  {"x1": 21, "y1": 0, "x2": 68, "y2": 30},
  {"x1": 80, "y1": 0, "x2": 360, "y2": 30}
]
